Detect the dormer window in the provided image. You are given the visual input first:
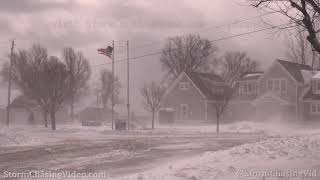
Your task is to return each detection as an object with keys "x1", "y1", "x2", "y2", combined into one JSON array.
[{"x1": 179, "y1": 82, "x2": 190, "y2": 90}]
